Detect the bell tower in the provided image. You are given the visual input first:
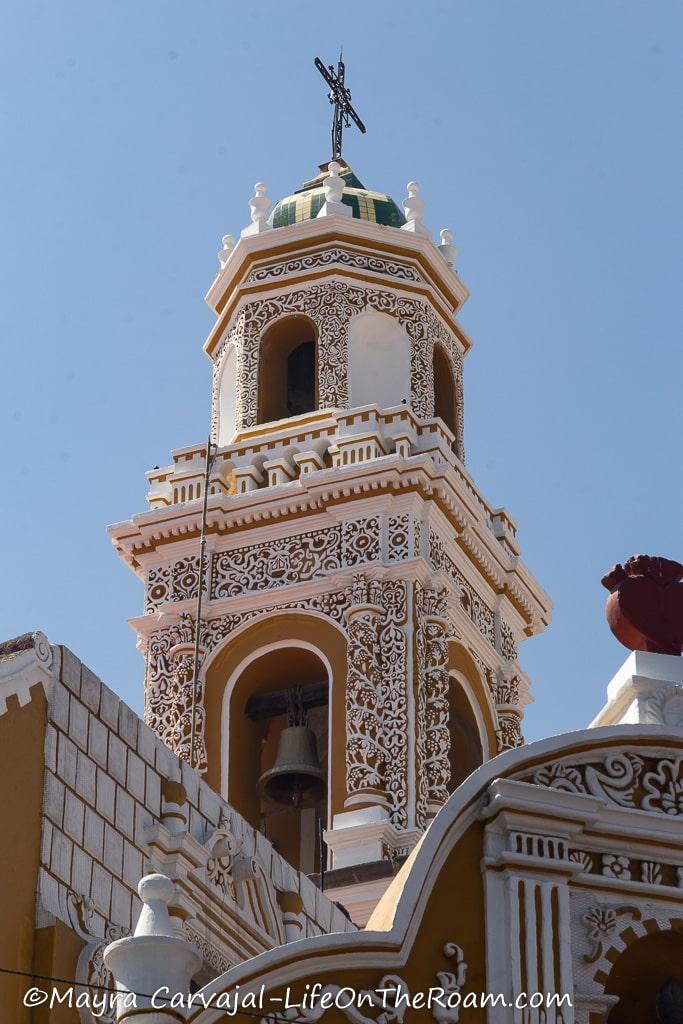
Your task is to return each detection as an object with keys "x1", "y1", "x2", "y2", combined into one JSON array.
[{"x1": 109, "y1": 157, "x2": 552, "y2": 922}]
